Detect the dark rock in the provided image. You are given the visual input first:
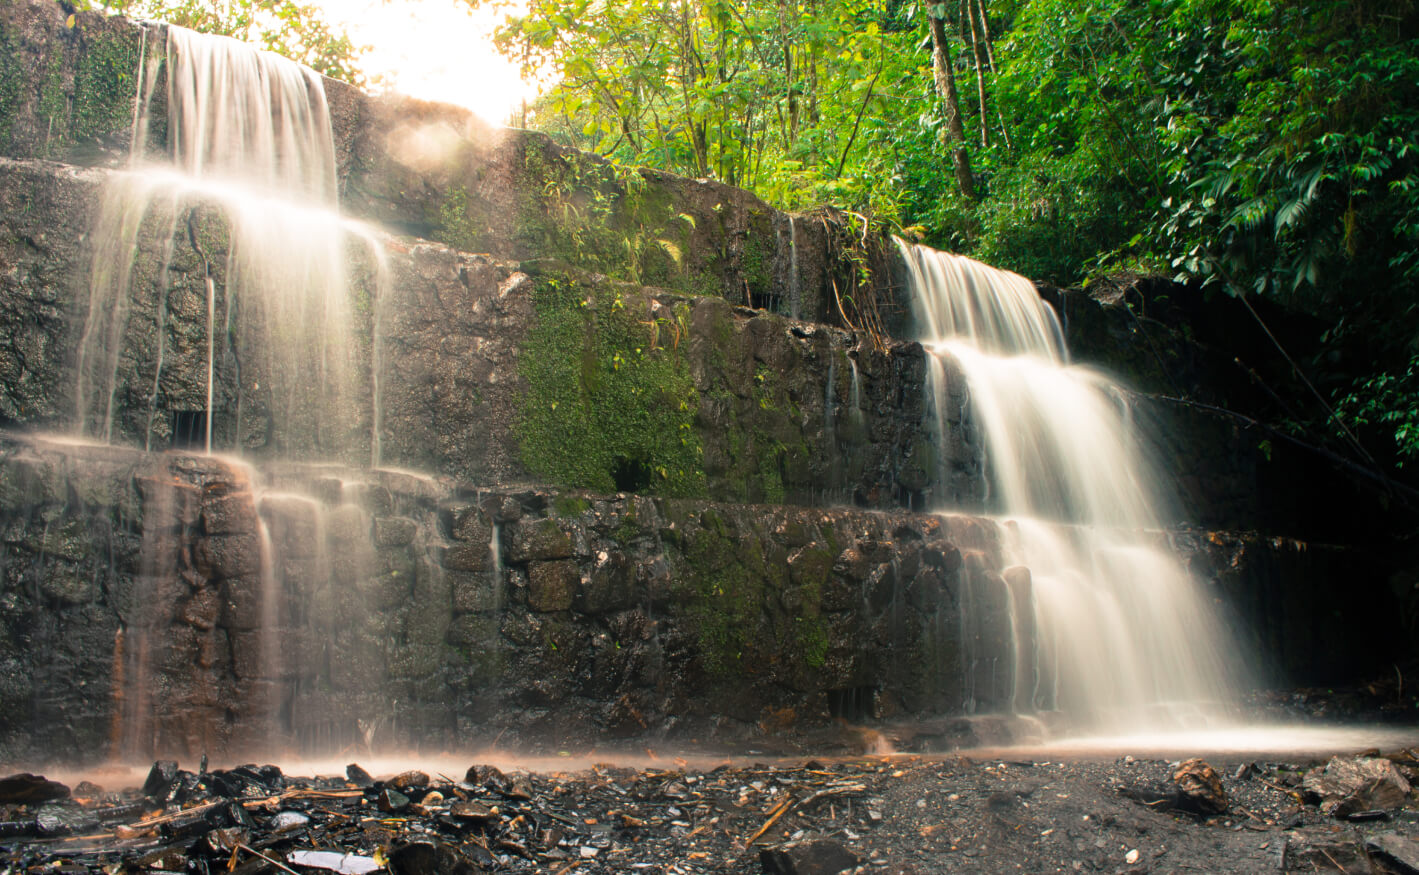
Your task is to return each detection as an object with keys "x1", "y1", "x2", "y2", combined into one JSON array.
[
  {"x1": 443, "y1": 543, "x2": 490, "y2": 572},
  {"x1": 34, "y1": 804, "x2": 98, "y2": 837},
  {"x1": 505, "y1": 519, "x2": 573, "y2": 563},
  {"x1": 388, "y1": 770, "x2": 431, "y2": 791},
  {"x1": 450, "y1": 572, "x2": 499, "y2": 613},
  {"x1": 206, "y1": 801, "x2": 255, "y2": 830},
  {"x1": 388, "y1": 839, "x2": 485, "y2": 875},
  {"x1": 179, "y1": 587, "x2": 220, "y2": 629},
  {"x1": 833, "y1": 548, "x2": 870, "y2": 581},
  {"x1": 464, "y1": 764, "x2": 508, "y2": 790},
  {"x1": 527, "y1": 560, "x2": 578, "y2": 611},
  {"x1": 142, "y1": 760, "x2": 181, "y2": 799},
  {"x1": 345, "y1": 483, "x2": 394, "y2": 516},
  {"x1": 193, "y1": 533, "x2": 263, "y2": 578},
  {"x1": 1173, "y1": 758, "x2": 1227, "y2": 814},
  {"x1": 1284, "y1": 832, "x2": 1372, "y2": 872},
  {"x1": 162, "y1": 808, "x2": 217, "y2": 841},
  {"x1": 200, "y1": 826, "x2": 249, "y2": 855},
  {"x1": 577, "y1": 550, "x2": 635, "y2": 614},
  {"x1": 218, "y1": 576, "x2": 265, "y2": 629},
  {"x1": 379, "y1": 787, "x2": 410, "y2": 812},
  {"x1": 760, "y1": 838, "x2": 861, "y2": 875},
  {"x1": 201, "y1": 490, "x2": 259, "y2": 535},
  {"x1": 373, "y1": 516, "x2": 418, "y2": 548},
  {"x1": 346, "y1": 763, "x2": 375, "y2": 788},
  {"x1": 450, "y1": 800, "x2": 497, "y2": 822},
  {"x1": 447, "y1": 506, "x2": 492, "y2": 543},
  {"x1": 136, "y1": 846, "x2": 190, "y2": 870},
  {"x1": 0, "y1": 773, "x2": 69, "y2": 803},
  {"x1": 1367, "y1": 832, "x2": 1419, "y2": 873},
  {"x1": 1303, "y1": 756, "x2": 1411, "y2": 817}
]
